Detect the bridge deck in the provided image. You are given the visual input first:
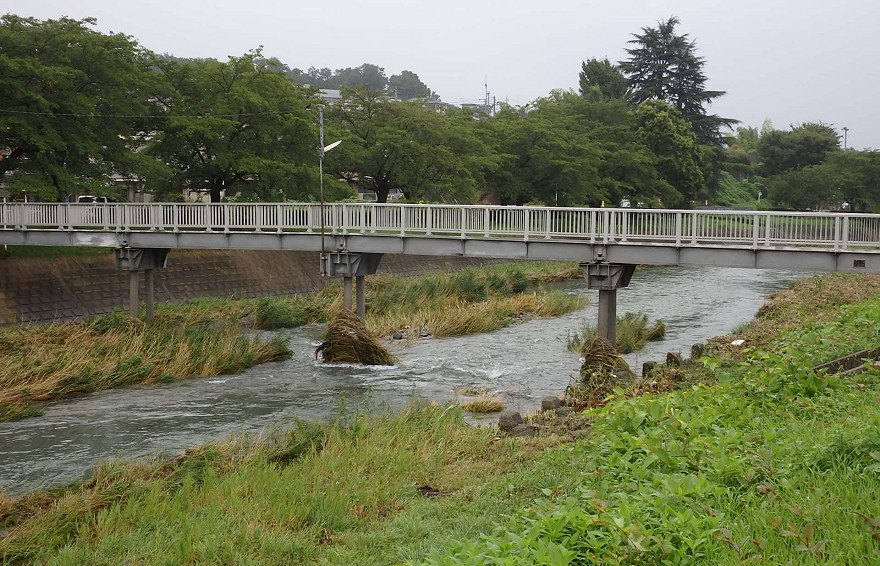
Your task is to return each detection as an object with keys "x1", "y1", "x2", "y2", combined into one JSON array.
[{"x1": 2, "y1": 203, "x2": 879, "y2": 273}]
